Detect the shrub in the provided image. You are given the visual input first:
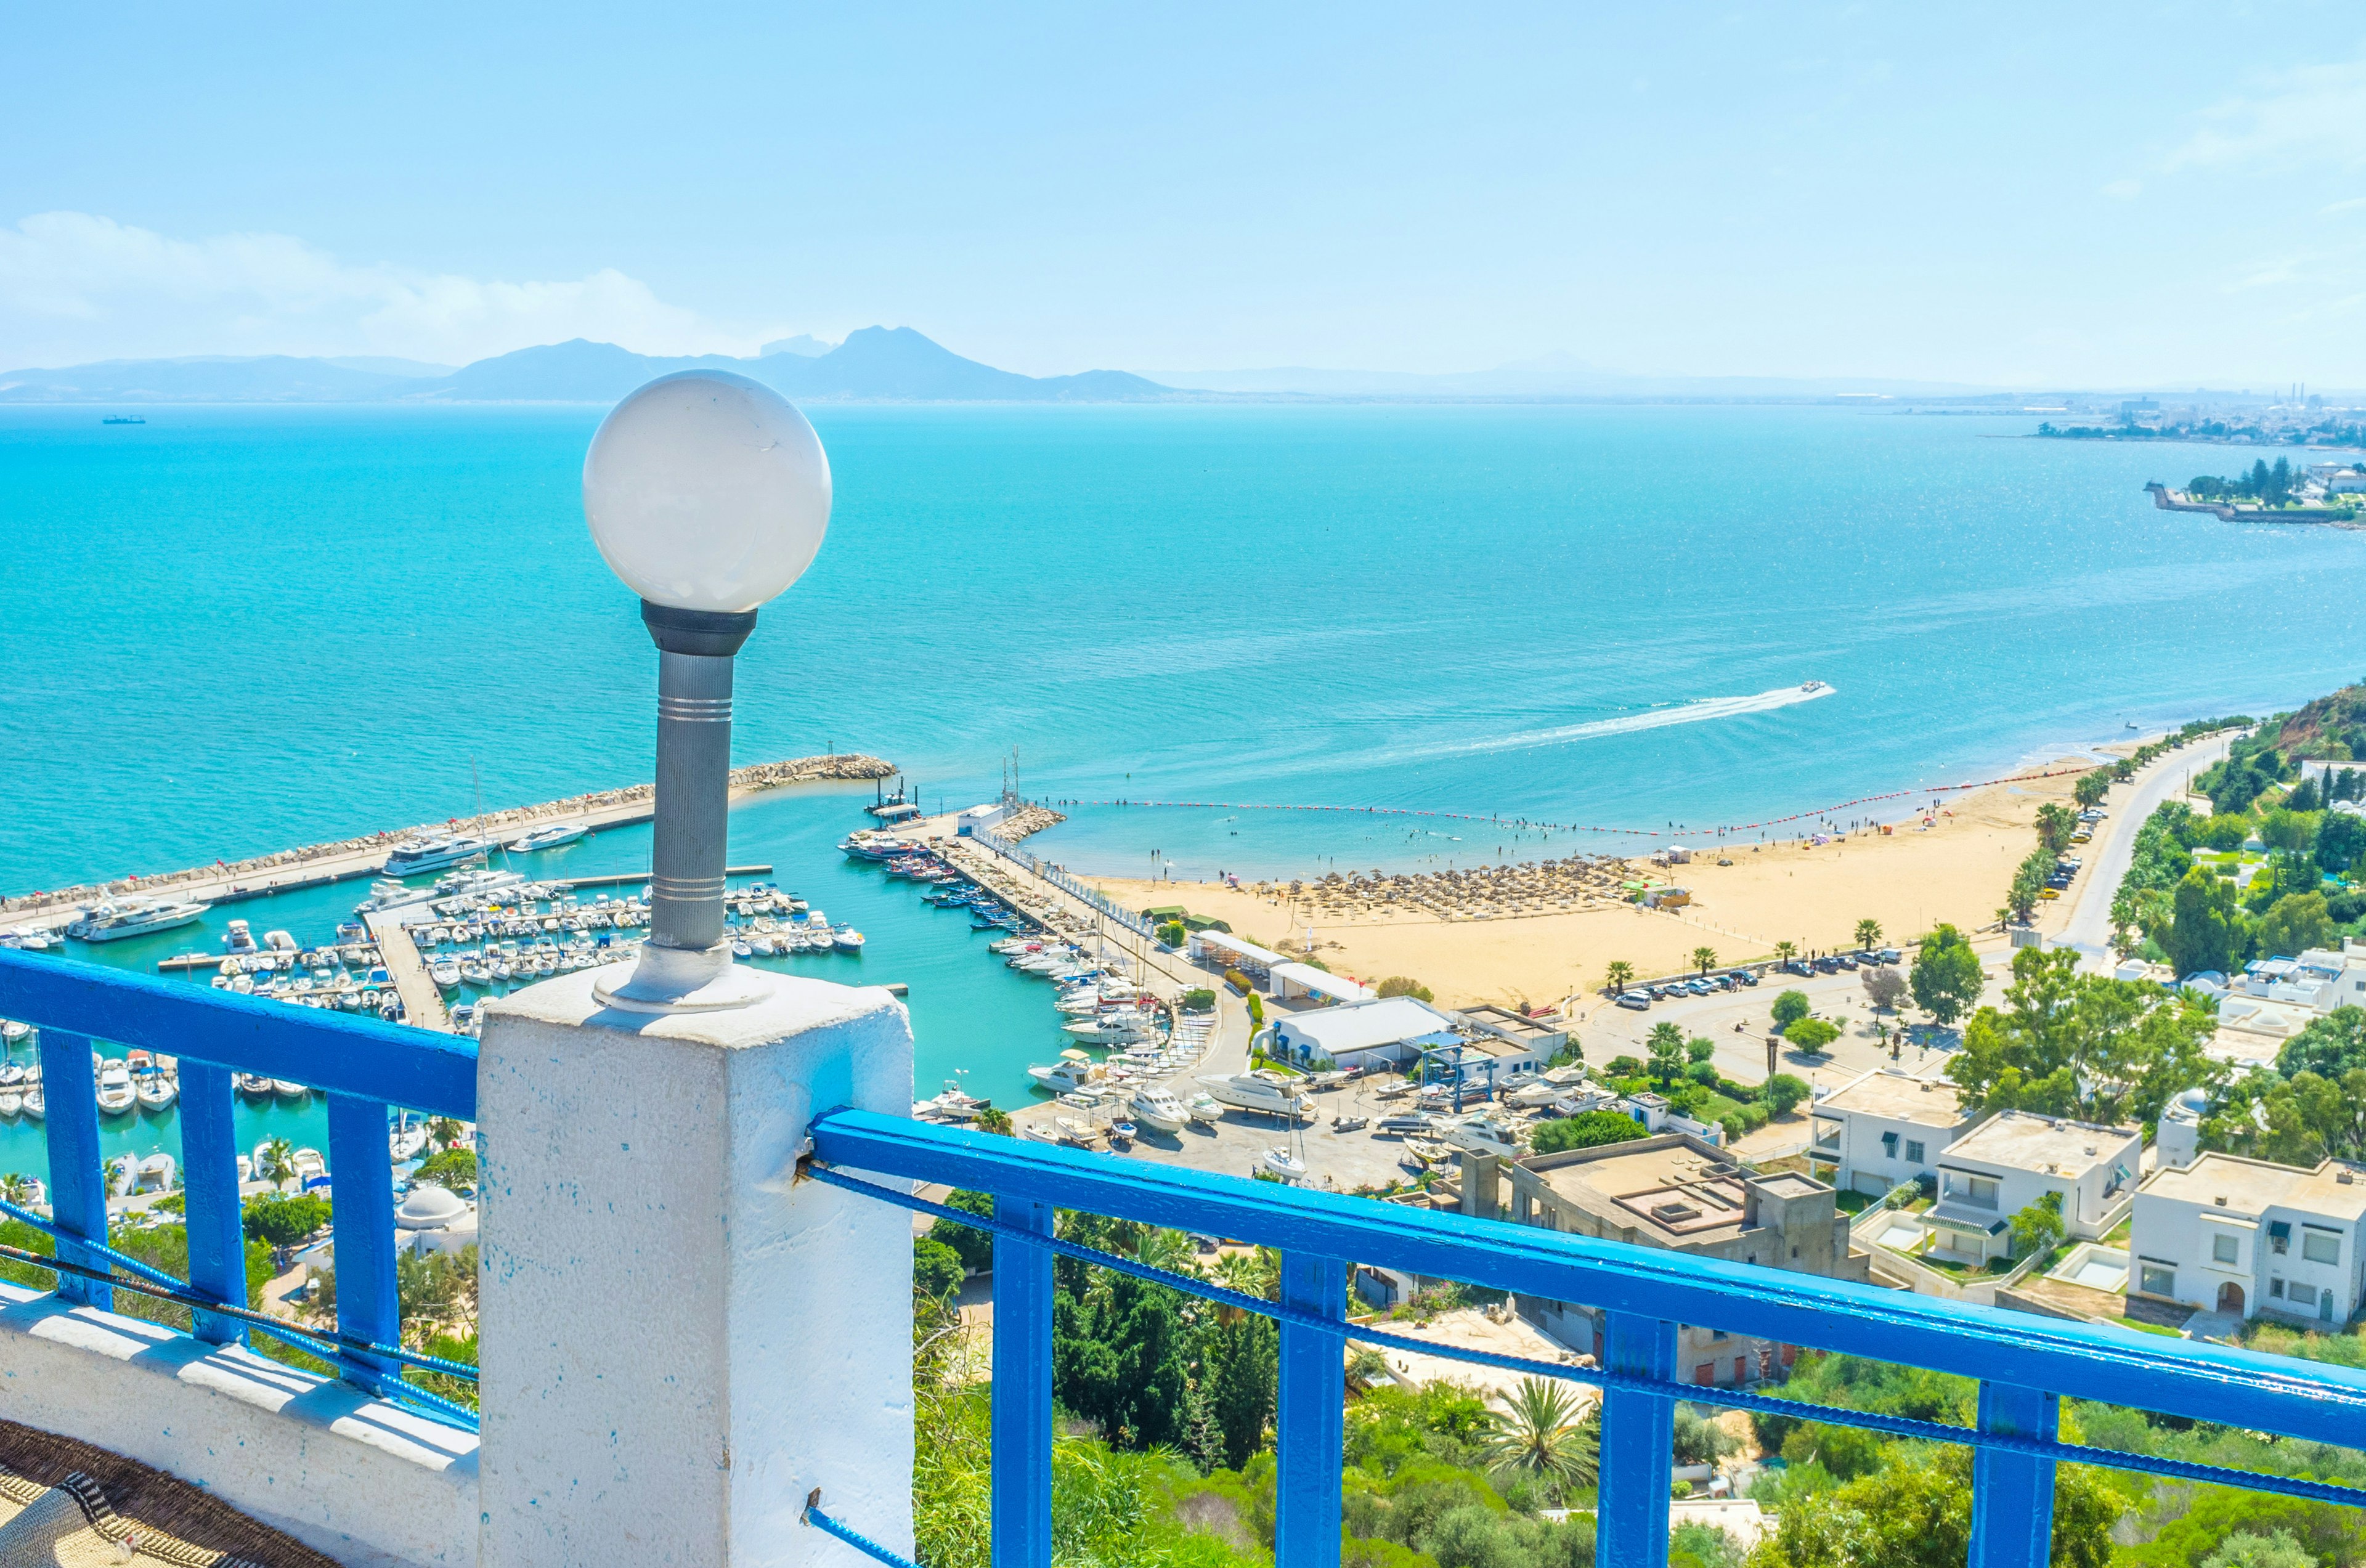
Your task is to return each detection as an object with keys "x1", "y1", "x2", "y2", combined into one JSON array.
[
  {"x1": 243, "y1": 1192, "x2": 331, "y2": 1250},
  {"x1": 1157, "y1": 920, "x2": 1186, "y2": 948},
  {"x1": 1222, "y1": 968, "x2": 1252, "y2": 994},
  {"x1": 914, "y1": 1235, "x2": 964, "y2": 1301},
  {"x1": 1783, "y1": 1017, "x2": 1840, "y2": 1052},
  {"x1": 1181, "y1": 988, "x2": 1217, "y2": 1012},
  {"x1": 930, "y1": 1189, "x2": 996, "y2": 1273},
  {"x1": 1762, "y1": 1074, "x2": 1811, "y2": 1116},
  {"x1": 1377, "y1": 976, "x2": 1434, "y2": 1002},
  {"x1": 1771, "y1": 990, "x2": 1811, "y2": 1028},
  {"x1": 1686, "y1": 1038, "x2": 1715, "y2": 1063},
  {"x1": 1530, "y1": 1110, "x2": 1648, "y2": 1155},
  {"x1": 1606, "y1": 1055, "x2": 1646, "y2": 1079}
]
